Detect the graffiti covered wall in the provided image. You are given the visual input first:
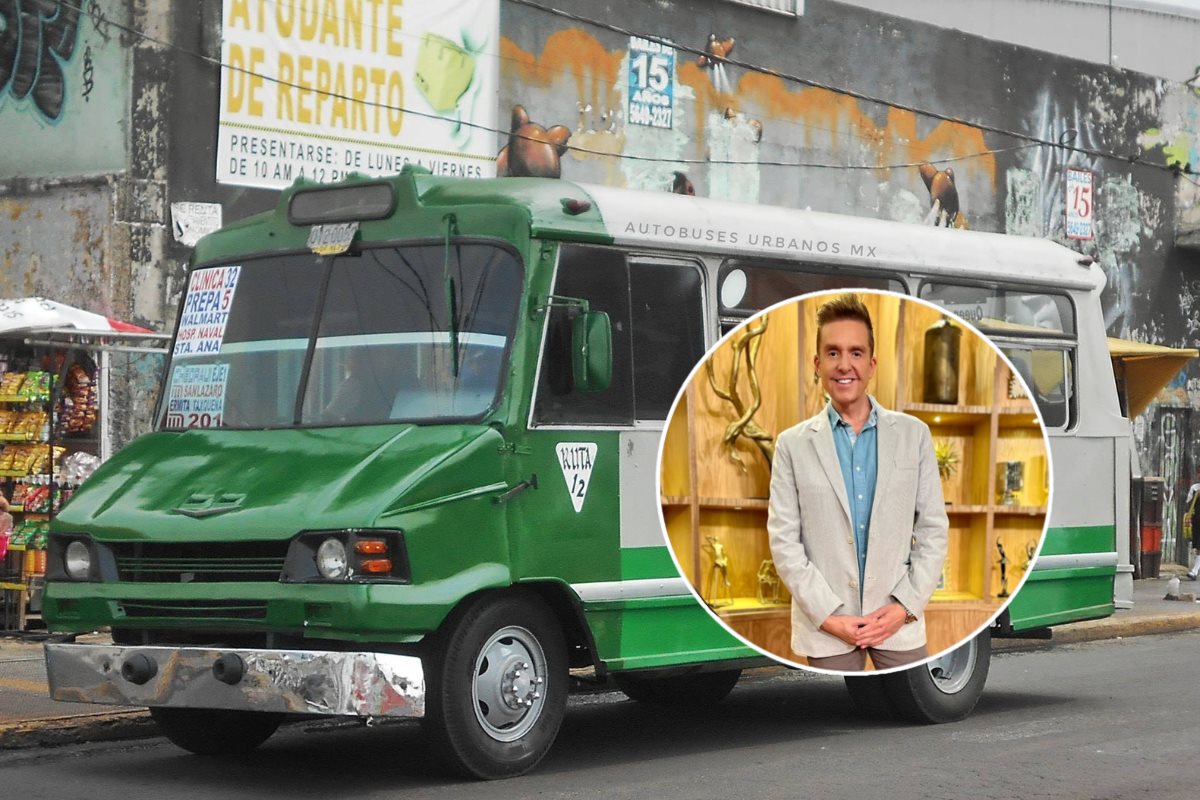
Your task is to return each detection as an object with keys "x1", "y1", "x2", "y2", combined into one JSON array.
[
  {"x1": 499, "y1": 0, "x2": 1199, "y2": 499},
  {"x1": 0, "y1": 0, "x2": 130, "y2": 178},
  {"x1": 0, "y1": 1, "x2": 171, "y2": 449}
]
